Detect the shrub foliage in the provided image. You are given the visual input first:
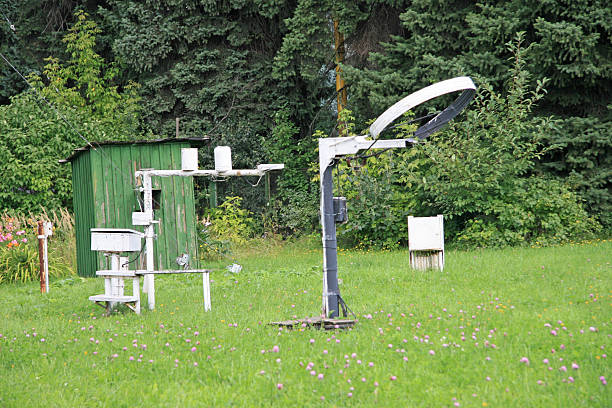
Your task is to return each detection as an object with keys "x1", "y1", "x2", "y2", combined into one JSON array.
[
  {"x1": 336, "y1": 34, "x2": 601, "y2": 248},
  {"x1": 0, "y1": 11, "x2": 142, "y2": 212}
]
